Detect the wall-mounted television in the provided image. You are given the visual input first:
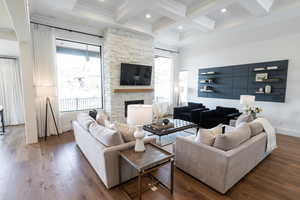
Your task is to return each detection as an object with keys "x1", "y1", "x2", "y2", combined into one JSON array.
[{"x1": 120, "y1": 63, "x2": 152, "y2": 86}]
